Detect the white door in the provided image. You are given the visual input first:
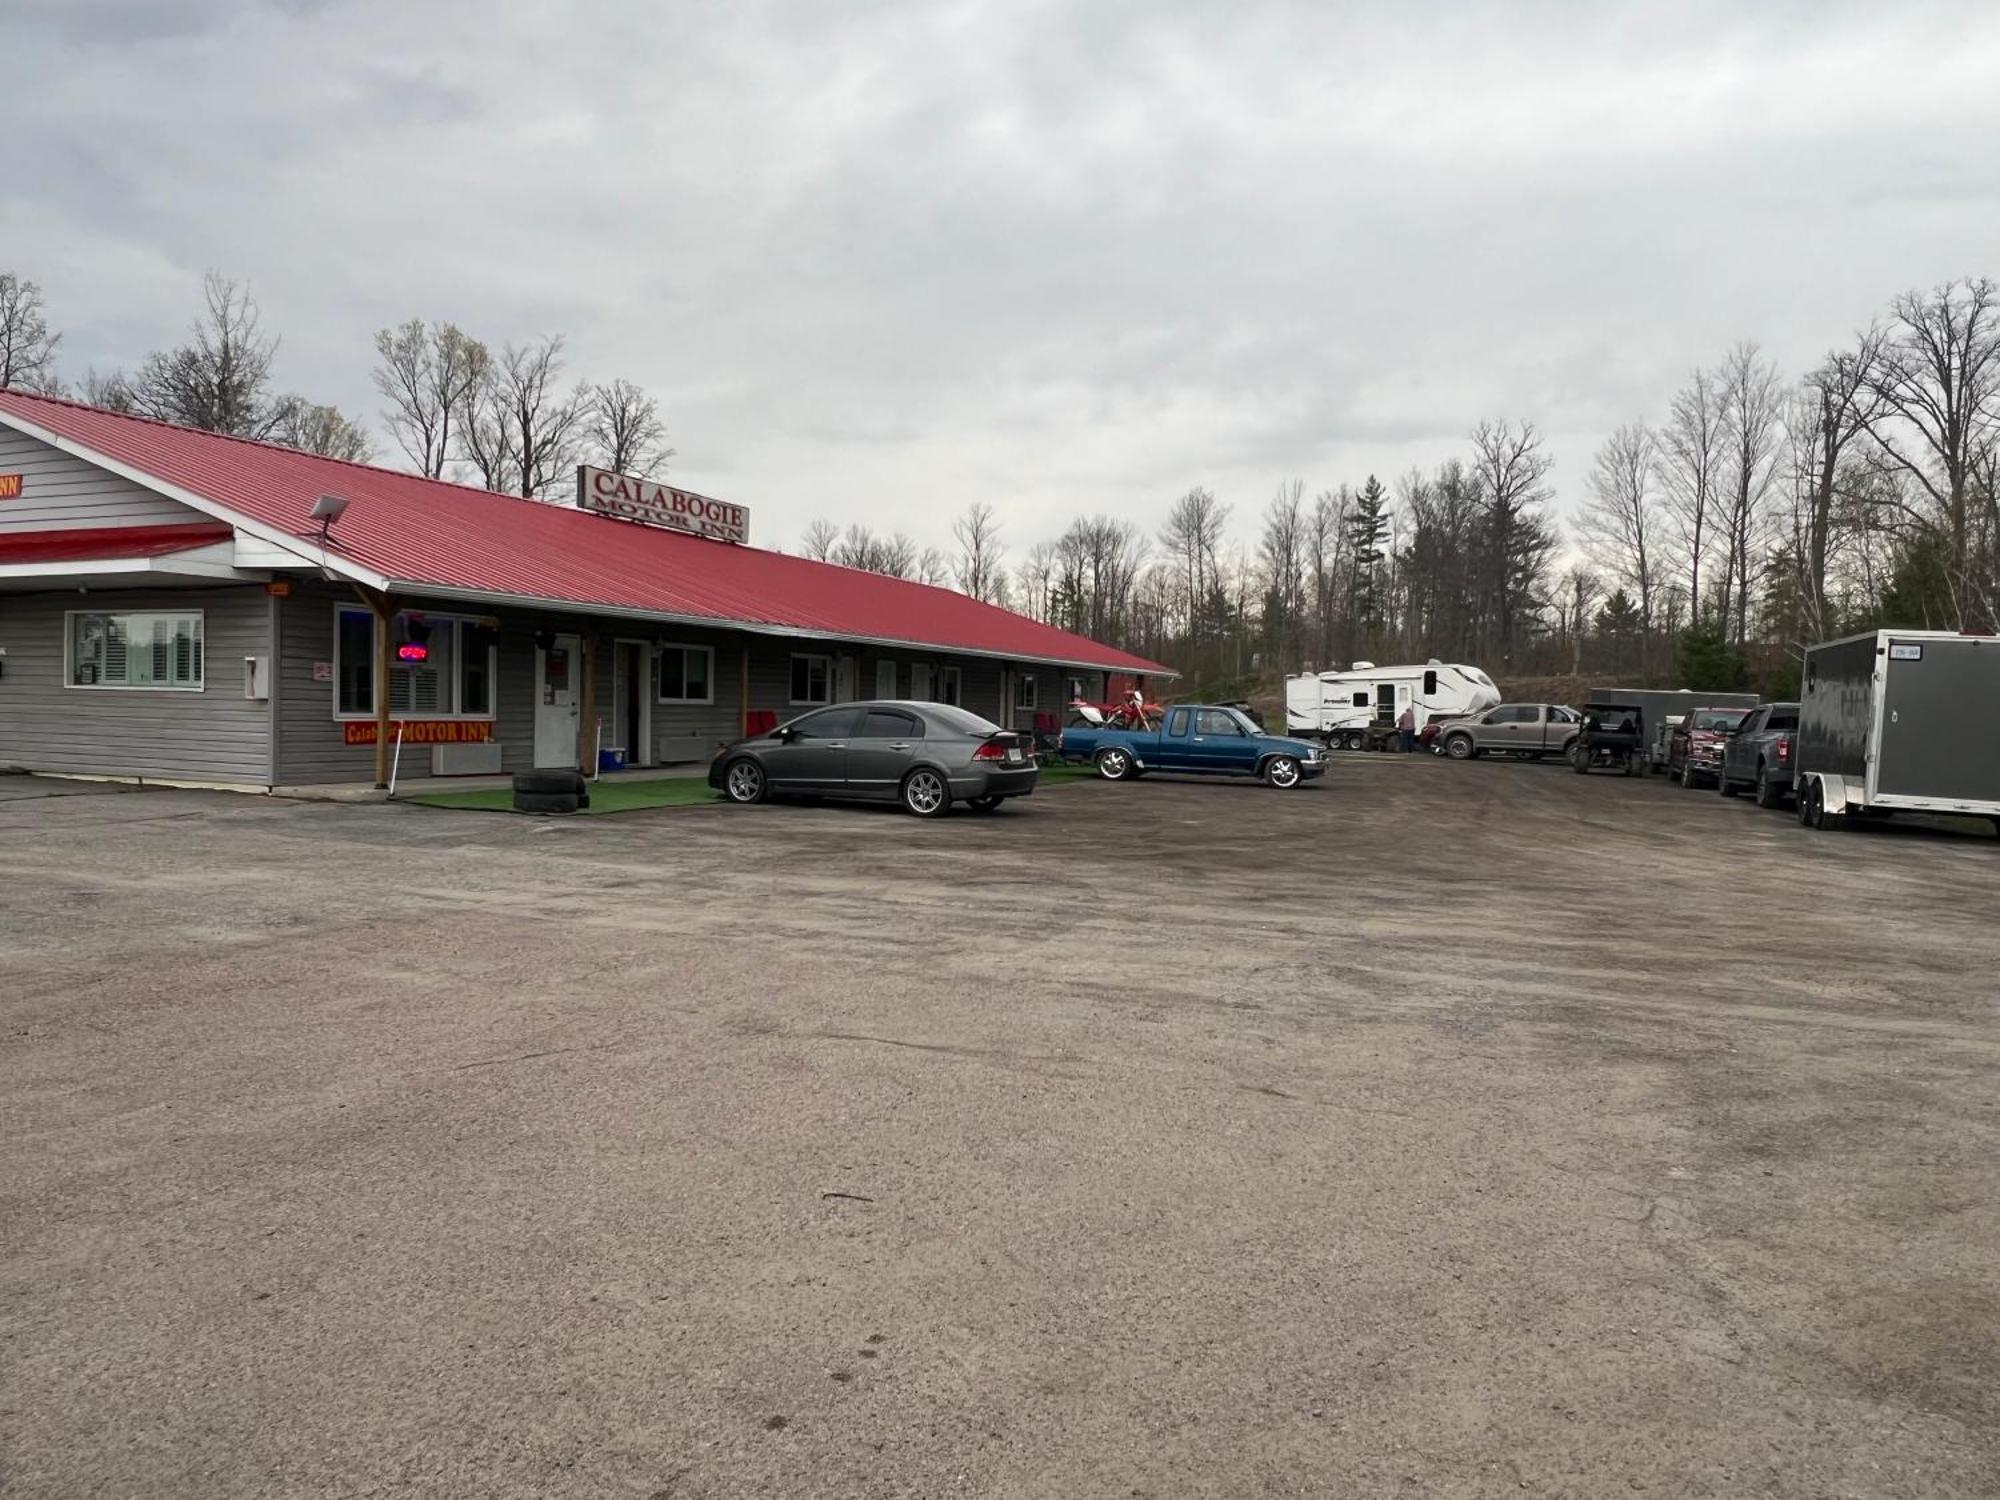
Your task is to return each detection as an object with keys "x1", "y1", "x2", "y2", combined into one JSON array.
[
  {"x1": 836, "y1": 655, "x2": 858, "y2": 702},
  {"x1": 911, "y1": 663, "x2": 933, "y2": 701},
  {"x1": 876, "y1": 659, "x2": 898, "y2": 699},
  {"x1": 535, "y1": 633, "x2": 581, "y2": 767}
]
